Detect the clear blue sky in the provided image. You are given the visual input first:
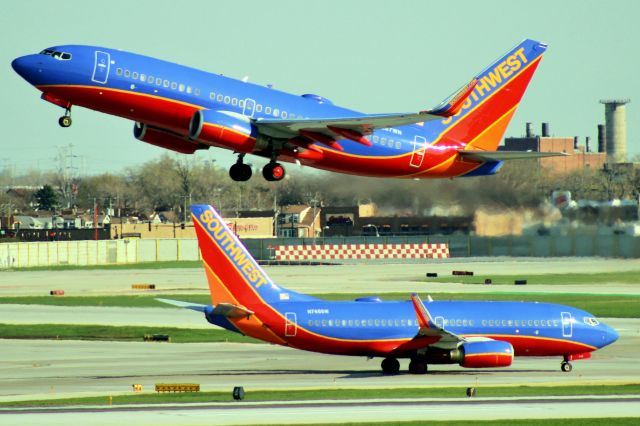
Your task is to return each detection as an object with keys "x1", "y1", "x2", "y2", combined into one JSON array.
[{"x1": 2, "y1": 0, "x2": 638, "y2": 175}]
